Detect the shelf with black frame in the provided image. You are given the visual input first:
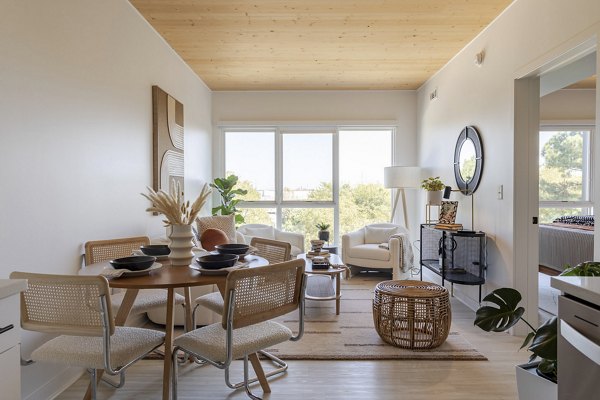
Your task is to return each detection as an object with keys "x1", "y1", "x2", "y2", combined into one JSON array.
[{"x1": 419, "y1": 223, "x2": 487, "y2": 302}]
